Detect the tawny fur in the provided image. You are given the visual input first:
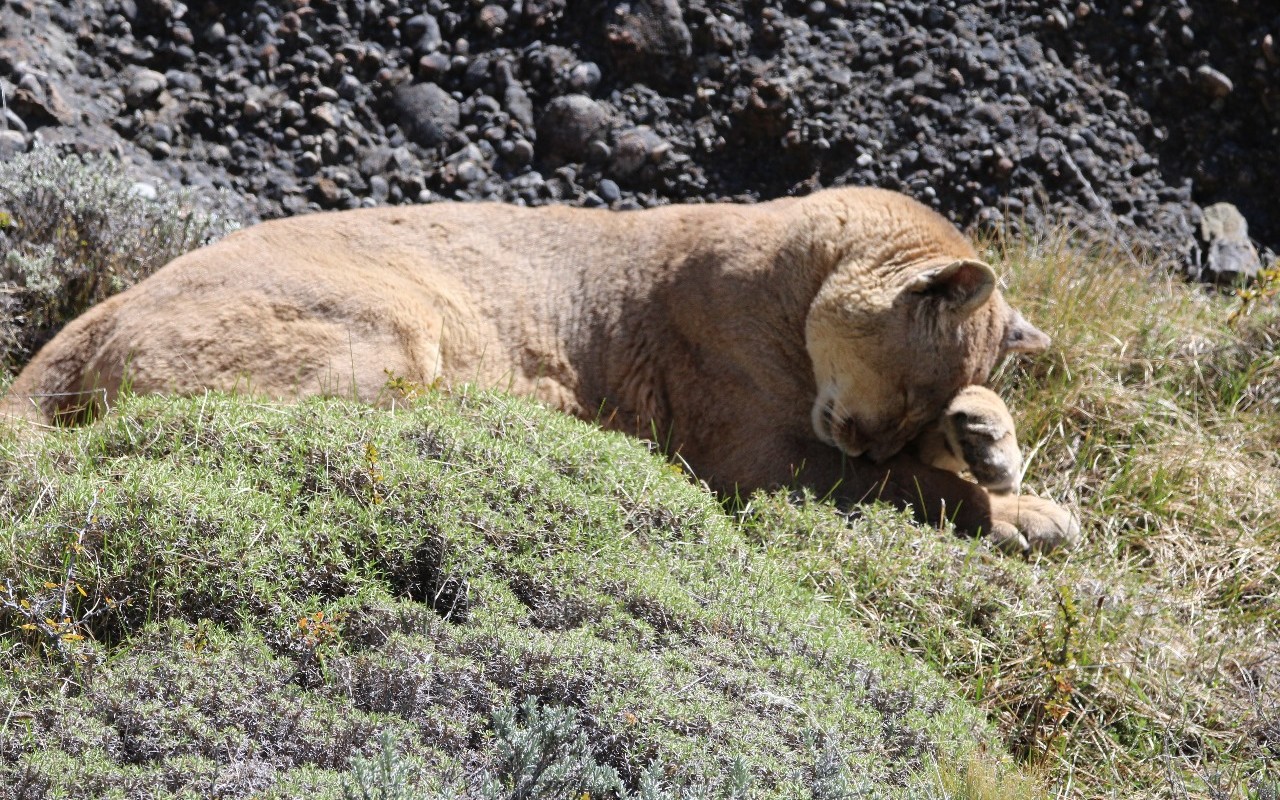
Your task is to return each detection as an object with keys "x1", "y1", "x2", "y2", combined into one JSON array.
[
  {"x1": 913, "y1": 385, "x2": 1023, "y2": 494},
  {"x1": 3, "y1": 187, "x2": 1078, "y2": 550}
]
